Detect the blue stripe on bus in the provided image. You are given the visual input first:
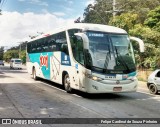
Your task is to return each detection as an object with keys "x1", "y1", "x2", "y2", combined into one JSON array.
[
  {"x1": 128, "y1": 71, "x2": 137, "y2": 77},
  {"x1": 29, "y1": 52, "x2": 53, "y2": 80},
  {"x1": 29, "y1": 52, "x2": 71, "y2": 80}
]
